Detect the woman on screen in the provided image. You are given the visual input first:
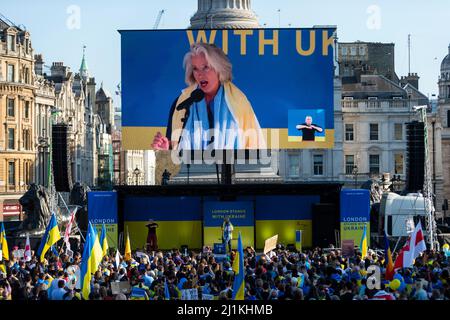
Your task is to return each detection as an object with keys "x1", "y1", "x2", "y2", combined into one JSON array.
[{"x1": 151, "y1": 42, "x2": 265, "y2": 151}]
